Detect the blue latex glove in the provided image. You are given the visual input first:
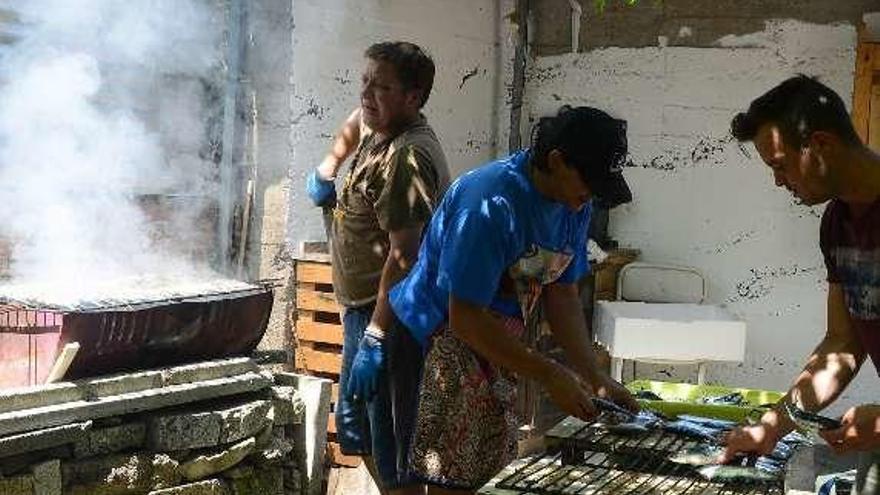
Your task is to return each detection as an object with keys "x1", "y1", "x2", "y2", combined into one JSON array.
[
  {"x1": 346, "y1": 333, "x2": 386, "y2": 402},
  {"x1": 306, "y1": 169, "x2": 336, "y2": 207}
]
